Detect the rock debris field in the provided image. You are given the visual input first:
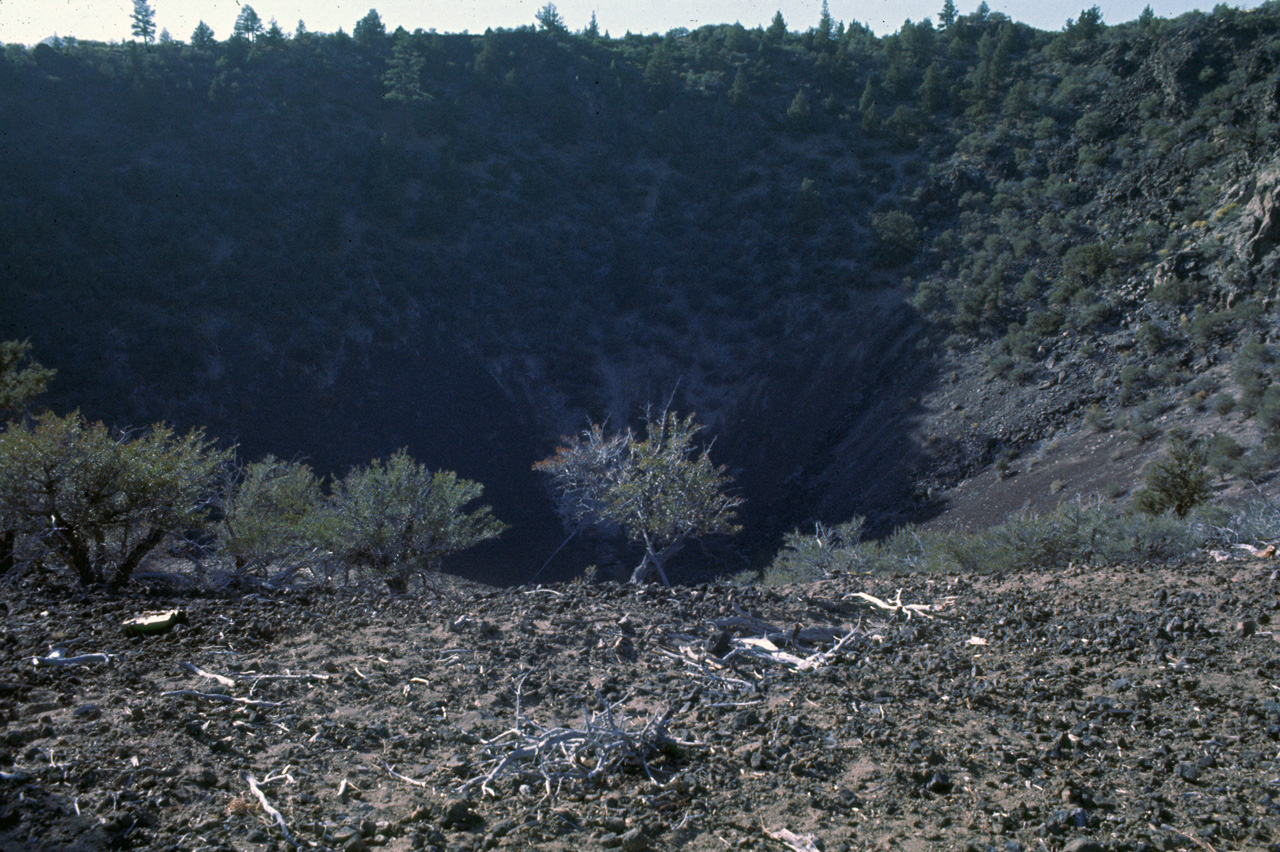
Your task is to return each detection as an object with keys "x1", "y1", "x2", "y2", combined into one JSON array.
[{"x1": 2, "y1": 559, "x2": 1279, "y2": 852}]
